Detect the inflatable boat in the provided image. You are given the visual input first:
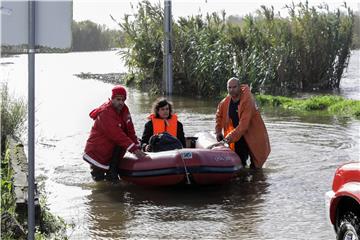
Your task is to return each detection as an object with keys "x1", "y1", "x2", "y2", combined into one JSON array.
[{"x1": 118, "y1": 132, "x2": 242, "y2": 186}]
